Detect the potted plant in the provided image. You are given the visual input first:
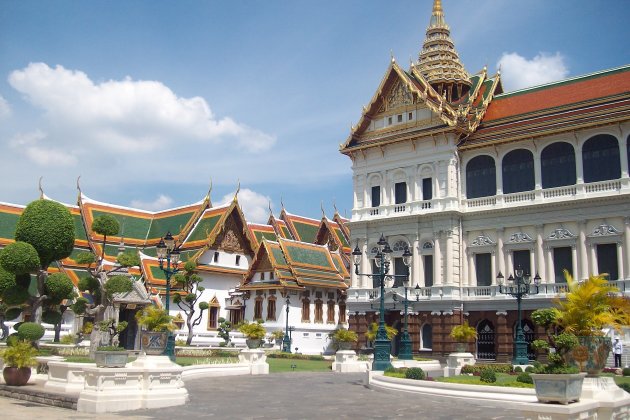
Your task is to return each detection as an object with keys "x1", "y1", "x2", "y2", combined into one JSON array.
[
  {"x1": 271, "y1": 330, "x2": 285, "y2": 346},
  {"x1": 135, "y1": 305, "x2": 176, "y2": 355},
  {"x1": 238, "y1": 320, "x2": 266, "y2": 349},
  {"x1": 555, "y1": 272, "x2": 630, "y2": 376},
  {"x1": 530, "y1": 307, "x2": 584, "y2": 404},
  {"x1": 1, "y1": 340, "x2": 37, "y2": 386},
  {"x1": 329, "y1": 328, "x2": 358, "y2": 351},
  {"x1": 450, "y1": 321, "x2": 477, "y2": 353},
  {"x1": 365, "y1": 322, "x2": 397, "y2": 350},
  {"x1": 94, "y1": 318, "x2": 128, "y2": 367}
]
